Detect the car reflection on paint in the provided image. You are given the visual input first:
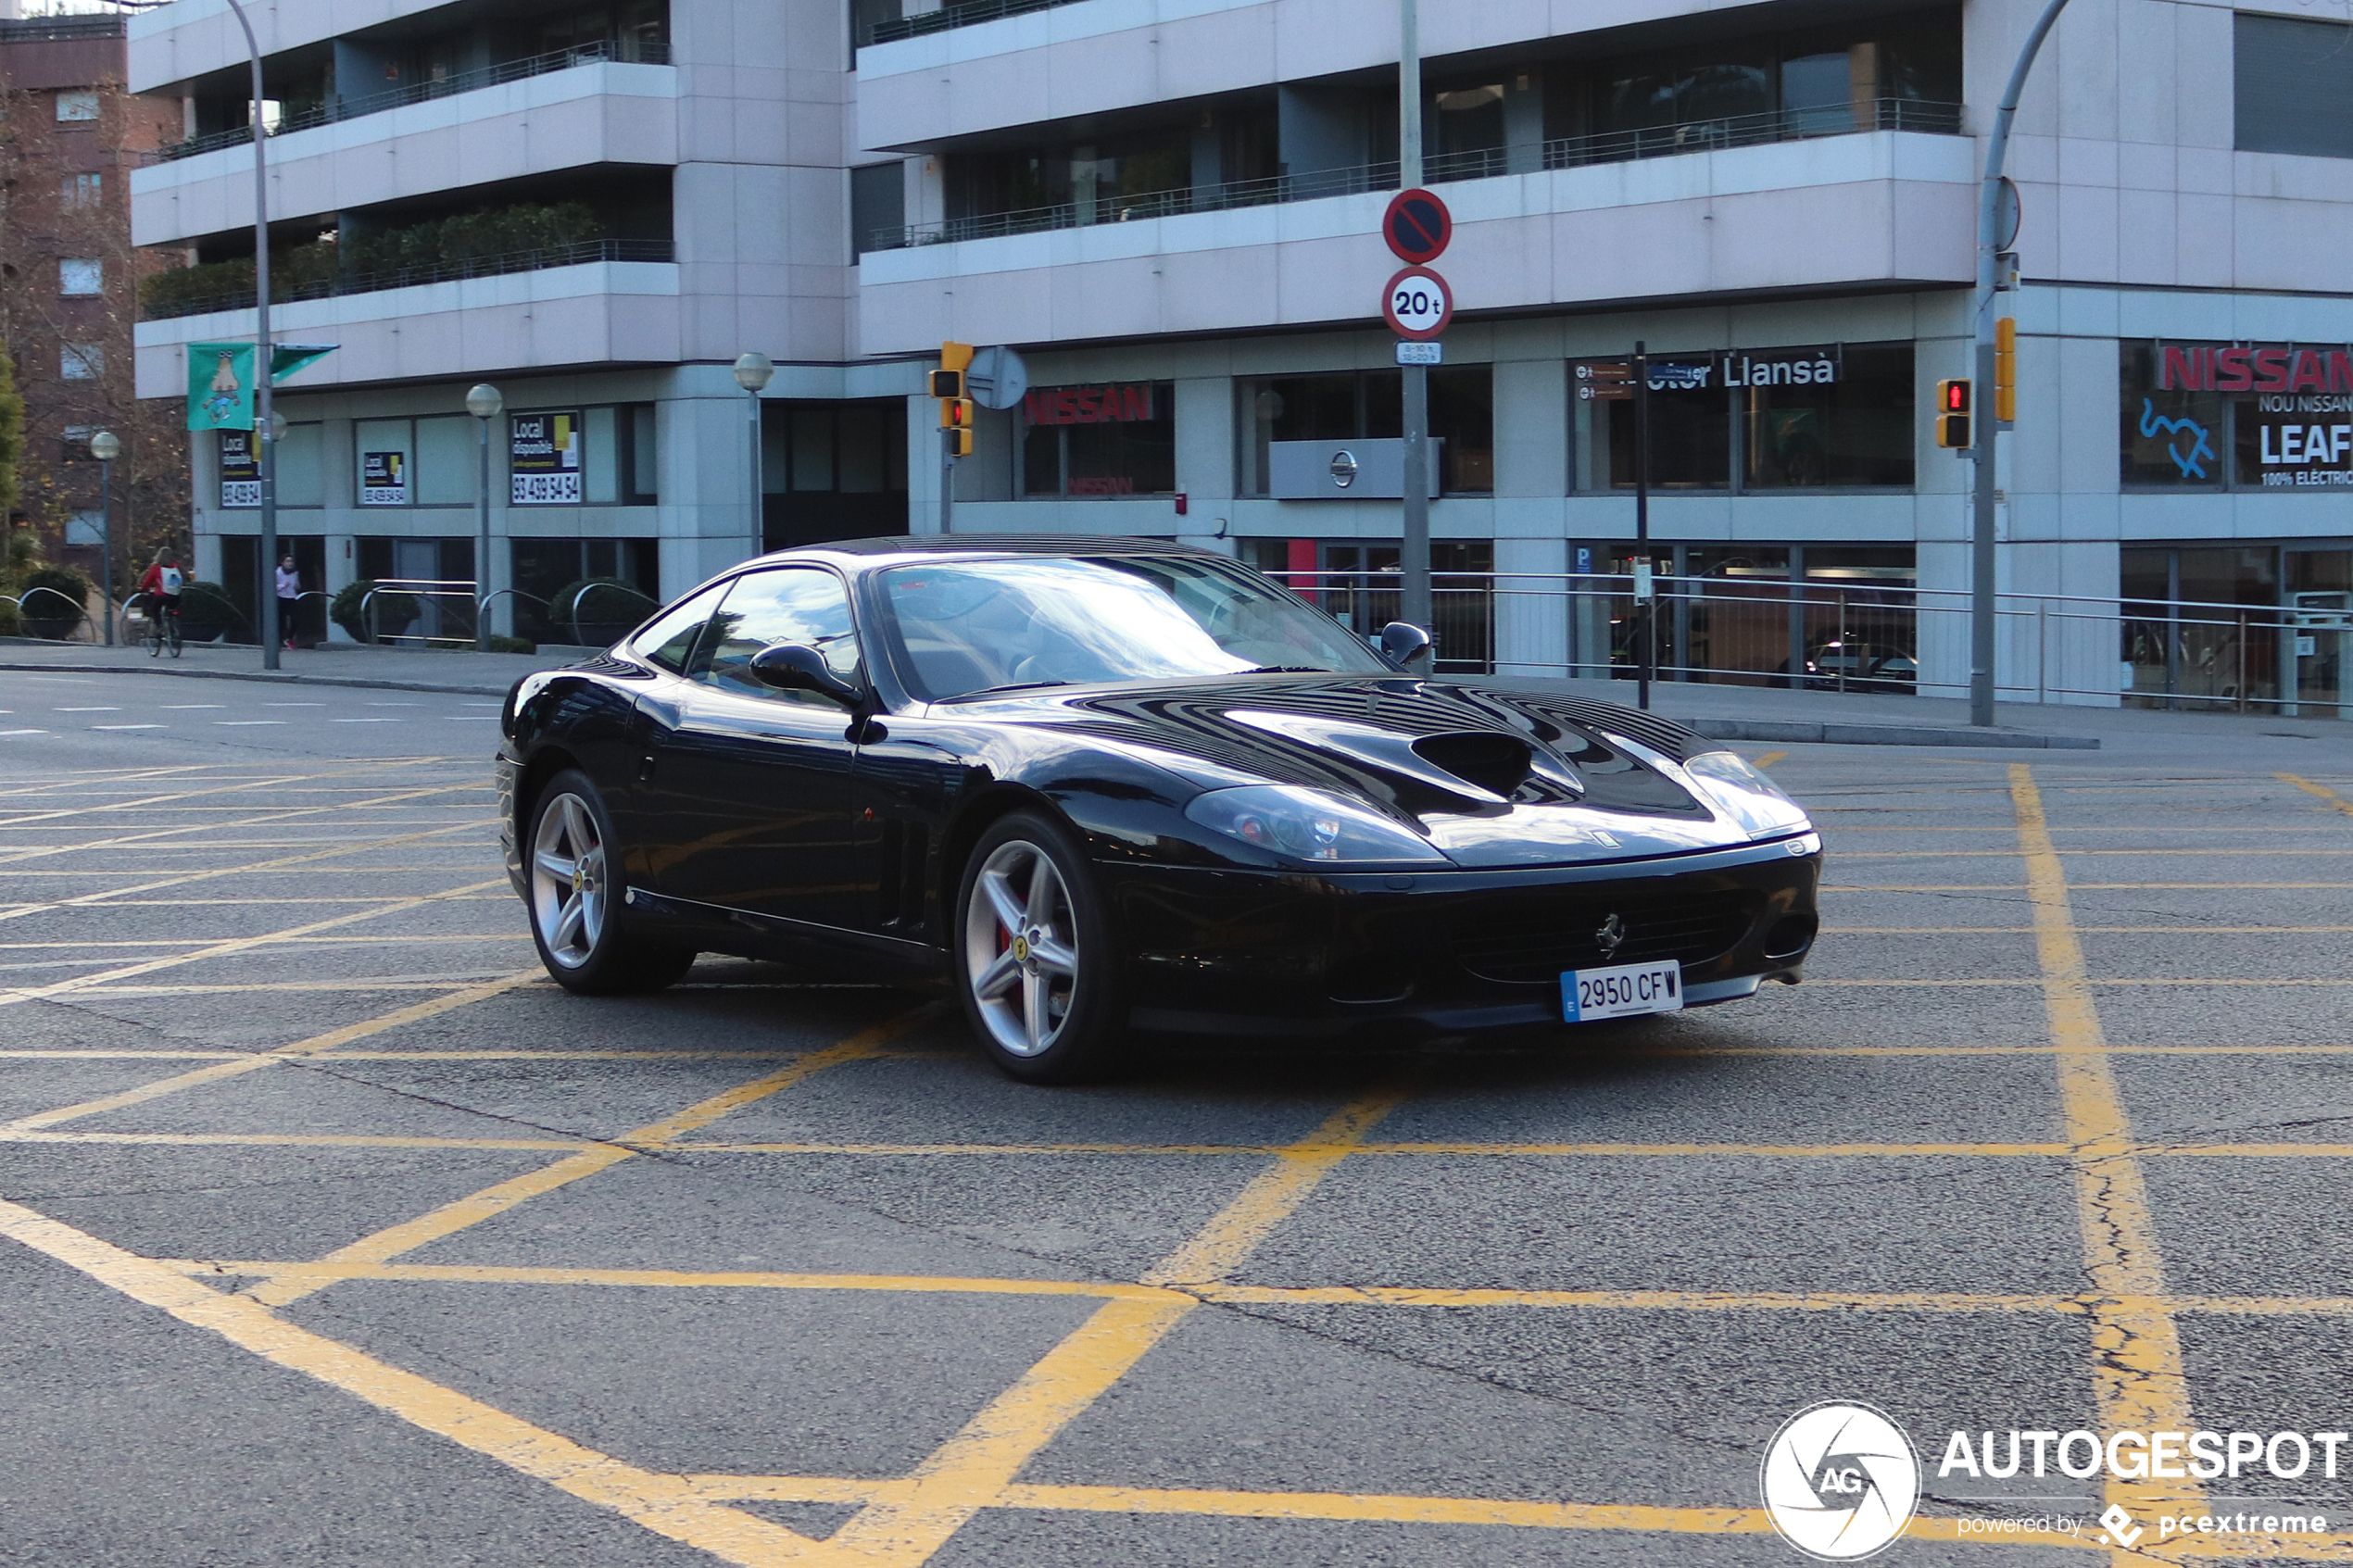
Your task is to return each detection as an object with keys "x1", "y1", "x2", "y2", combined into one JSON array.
[{"x1": 495, "y1": 536, "x2": 1822, "y2": 1083}]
